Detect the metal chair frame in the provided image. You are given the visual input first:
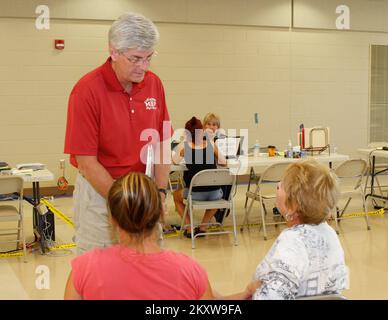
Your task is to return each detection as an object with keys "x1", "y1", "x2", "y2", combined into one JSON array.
[
  {"x1": 0, "y1": 176, "x2": 27, "y2": 262},
  {"x1": 334, "y1": 159, "x2": 371, "y2": 232},
  {"x1": 180, "y1": 169, "x2": 238, "y2": 249},
  {"x1": 242, "y1": 162, "x2": 290, "y2": 240}
]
